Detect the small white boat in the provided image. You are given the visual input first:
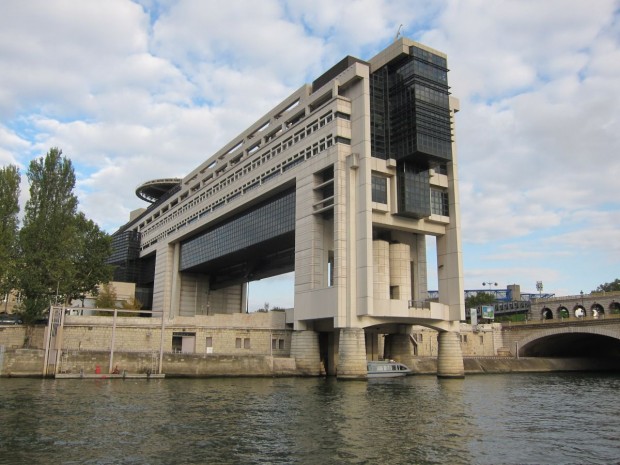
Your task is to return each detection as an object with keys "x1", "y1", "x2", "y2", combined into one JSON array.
[{"x1": 367, "y1": 360, "x2": 411, "y2": 378}]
